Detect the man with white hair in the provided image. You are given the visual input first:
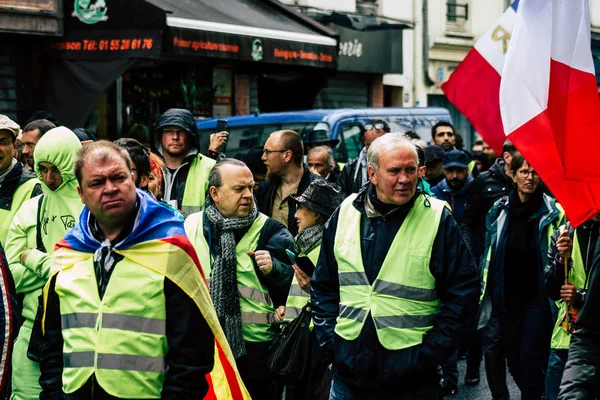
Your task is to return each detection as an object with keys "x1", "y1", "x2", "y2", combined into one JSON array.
[
  {"x1": 311, "y1": 133, "x2": 480, "y2": 399},
  {"x1": 307, "y1": 145, "x2": 339, "y2": 185}
]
